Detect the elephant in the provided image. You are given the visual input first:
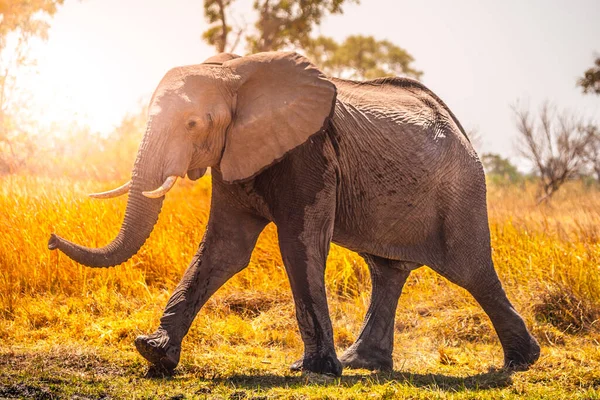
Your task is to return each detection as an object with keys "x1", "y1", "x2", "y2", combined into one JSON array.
[{"x1": 48, "y1": 51, "x2": 540, "y2": 376}]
